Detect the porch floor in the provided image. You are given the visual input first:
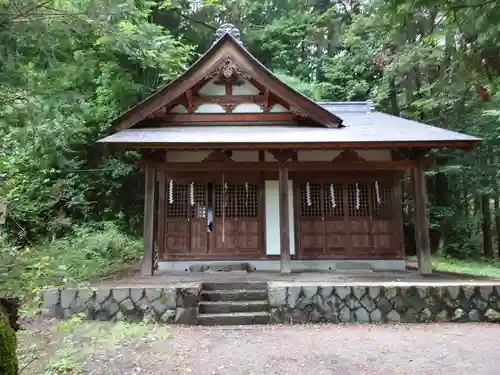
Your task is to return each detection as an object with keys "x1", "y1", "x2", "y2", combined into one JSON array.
[{"x1": 94, "y1": 266, "x2": 499, "y2": 287}]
